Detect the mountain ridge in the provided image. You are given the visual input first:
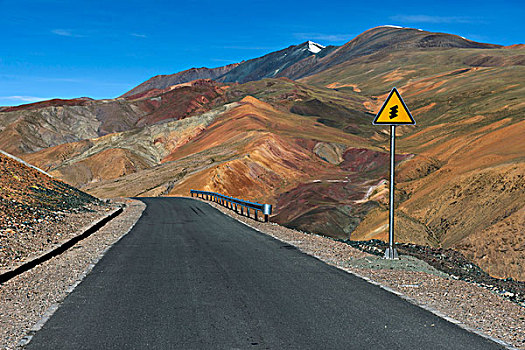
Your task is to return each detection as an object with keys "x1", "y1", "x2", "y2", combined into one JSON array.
[
  {"x1": 121, "y1": 40, "x2": 337, "y2": 98},
  {"x1": 279, "y1": 26, "x2": 502, "y2": 80},
  {"x1": 119, "y1": 26, "x2": 503, "y2": 98},
  {"x1": 122, "y1": 63, "x2": 240, "y2": 98}
]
